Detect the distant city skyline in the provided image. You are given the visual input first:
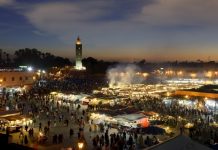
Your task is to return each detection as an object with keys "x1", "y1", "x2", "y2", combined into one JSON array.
[{"x1": 1, "y1": 0, "x2": 218, "y2": 62}]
